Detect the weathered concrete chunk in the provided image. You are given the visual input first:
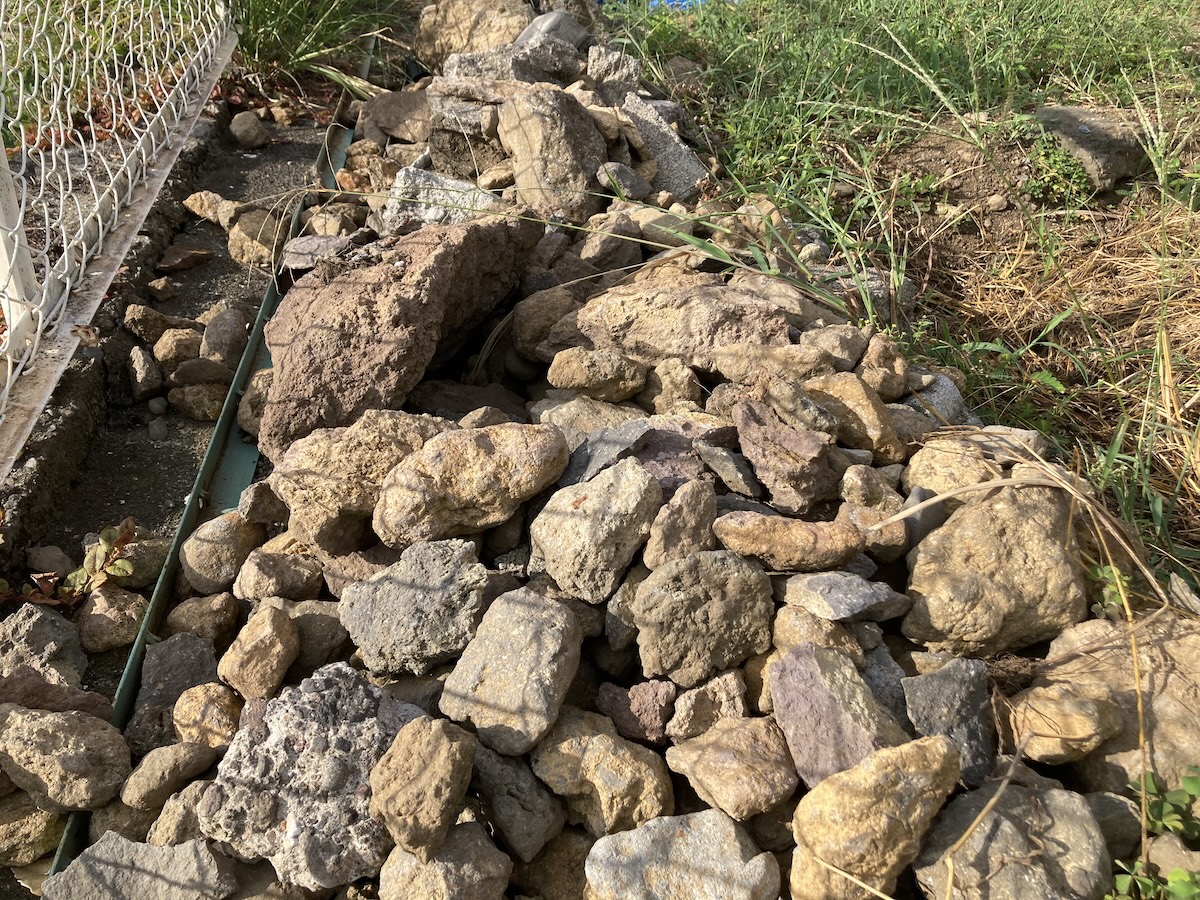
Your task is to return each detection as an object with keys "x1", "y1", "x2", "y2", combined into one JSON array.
[
  {"x1": 789, "y1": 736, "x2": 960, "y2": 900},
  {"x1": 902, "y1": 484, "x2": 1087, "y2": 656},
  {"x1": 769, "y1": 643, "x2": 908, "y2": 787},
  {"x1": 41, "y1": 833, "x2": 237, "y2": 900},
  {"x1": 440, "y1": 587, "x2": 582, "y2": 754},
  {"x1": 530, "y1": 707, "x2": 673, "y2": 837},
  {"x1": 630, "y1": 551, "x2": 773, "y2": 689},
  {"x1": 584, "y1": 808, "x2": 778, "y2": 899},
  {"x1": 531, "y1": 458, "x2": 662, "y2": 603},
  {"x1": 619, "y1": 92, "x2": 710, "y2": 201},
  {"x1": 374, "y1": 424, "x2": 569, "y2": 550},
  {"x1": 379, "y1": 167, "x2": 504, "y2": 234},
  {"x1": 341, "y1": 540, "x2": 489, "y2": 675},
  {"x1": 197, "y1": 663, "x2": 420, "y2": 890}
]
